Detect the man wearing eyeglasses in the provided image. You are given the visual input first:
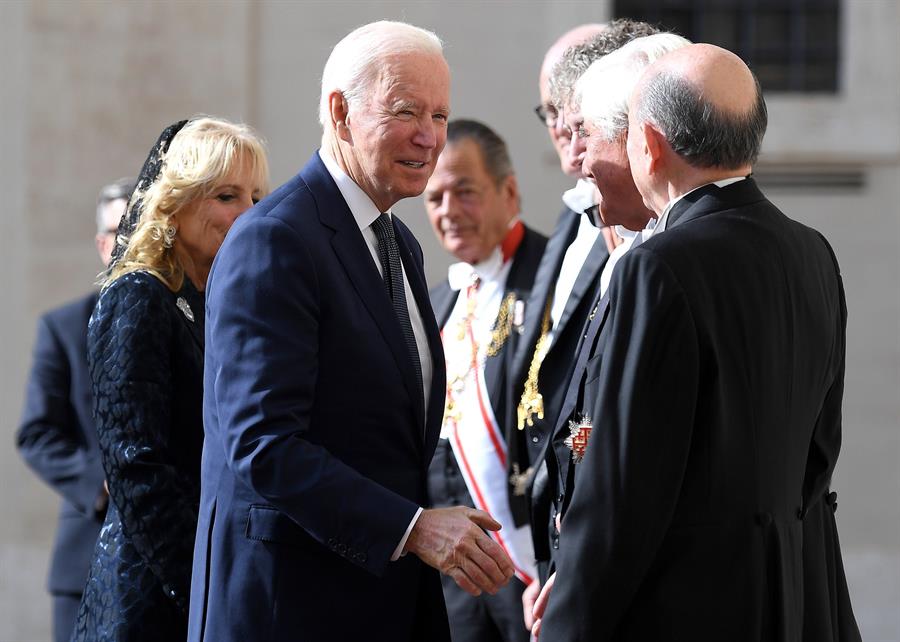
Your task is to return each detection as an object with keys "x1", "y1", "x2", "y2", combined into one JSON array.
[{"x1": 509, "y1": 24, "x2": 611, "y2": 628}]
